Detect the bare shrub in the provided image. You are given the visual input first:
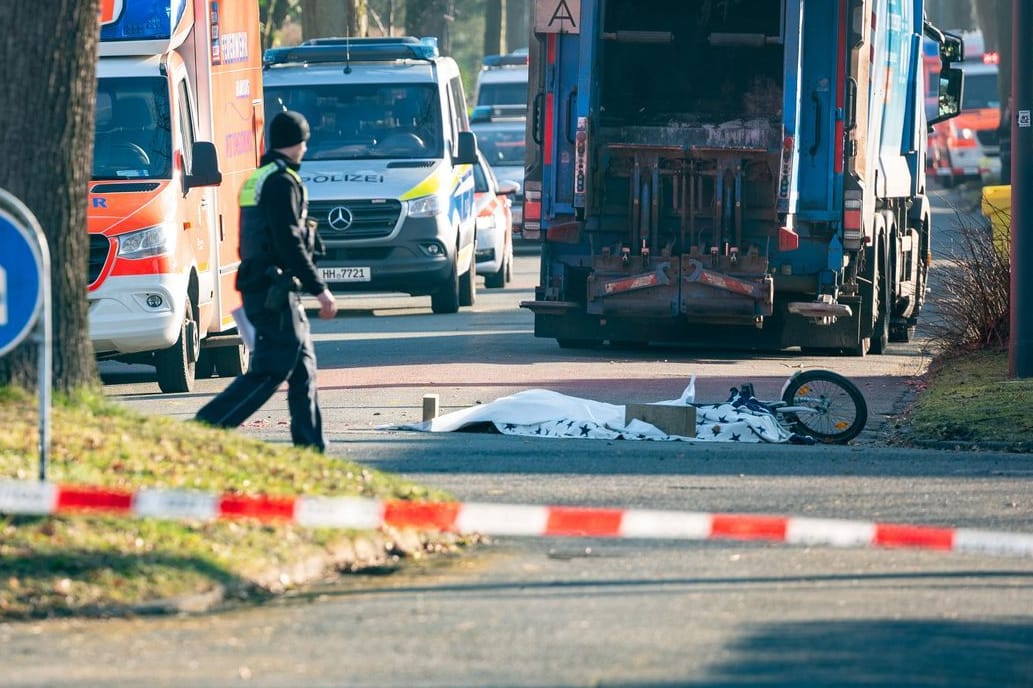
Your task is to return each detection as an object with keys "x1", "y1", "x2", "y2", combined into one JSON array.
[{"x1": 923, "y1": 201, "x2": 1010, "y2": 354}]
